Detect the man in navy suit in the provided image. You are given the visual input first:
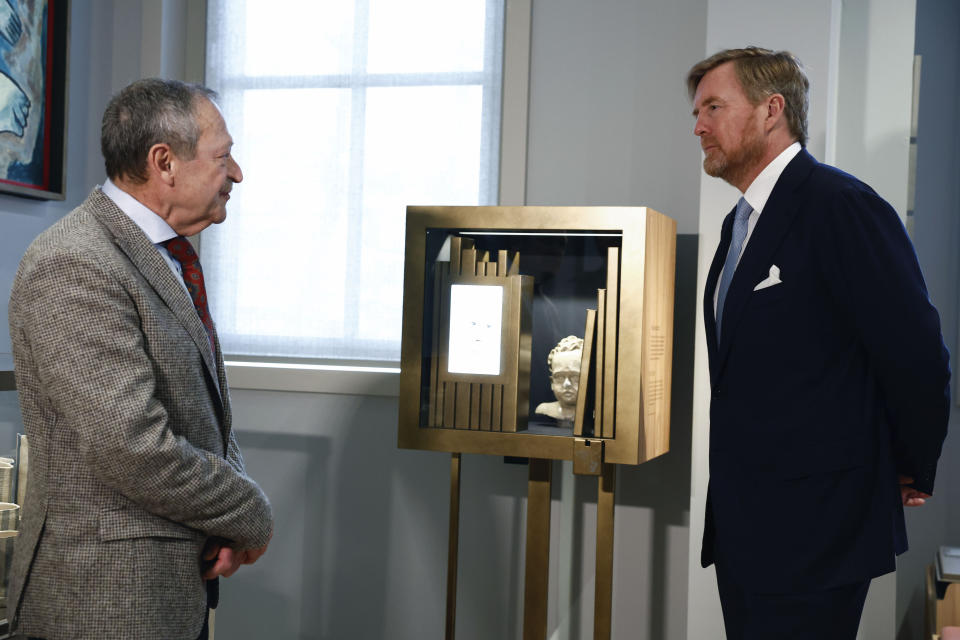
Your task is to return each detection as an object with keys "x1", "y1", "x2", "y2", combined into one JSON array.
[{"x1": 687, "y1": 47, "x2": 950, "y2": 639}]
